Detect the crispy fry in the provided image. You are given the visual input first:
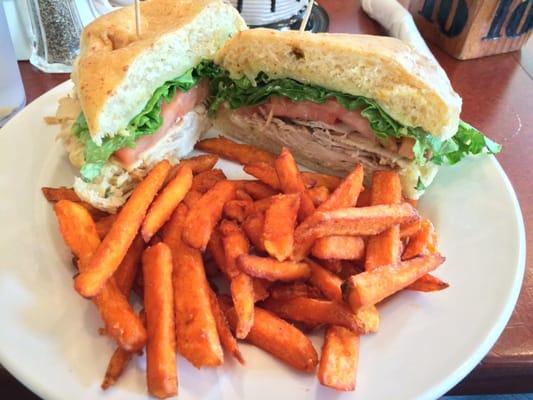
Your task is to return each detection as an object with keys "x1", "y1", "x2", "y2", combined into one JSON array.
[
  {"x1": 275, "y1": 148, "x2": 315, "y2": 220},
  {"x1": 269, "y1": 282, "x2": 323, "y2": 301},
  {"x1": 142, "y1": 165, "x2": 192, "y2": 242},
  {"x1": 196, "y1": 137, "x2": 276, "y2": 166},
  {"x1": 230, "y1": 273, "x2": 255, "y2": 339},
  {"x1": 225, "y1": 306, "x2": 318, "y2": 372},
  {"x1": 353, "y1": 305, "x2": 380, "y2": 333},
  {"x1": 242, "y1": 180, "x2": 279, "y2": 200},
  {"x1": 167, "y1": 154, "x2": 218, "y2": 182},
  {"x1": 307, "y1": 186, "x2": 330, "y2": 207},
  {"x1": 95, "y1": 214, "x2": 118, "y2": 239},
  {"x1": 223, "y1": 199, "x2": 254, "y2": 223},
  {"x1": 42, "y1": 186, "x2": 81, "y2": 202},
  {"x1": 75, "y1": 160, "x2": 170, "y2": 298},
  {"x1": 293, "y1": 203, "x2": 419, "y2": 261},
  {"x1": 402, "y1": 219, "x2": 436, "y2": 260},
  {"x1": 183, "y1": 180, "x2": 236, "y2": 251},
  {"x1": 54, "y1": 201, "x2": 147, "y2": 351},
  {"x1": 318, "y1": 326, "x2": 359, "y2": 391},
  {"x1": 142, "y1": 243, "x2": 177, "y2": 398},
  {"x1": 235, "y1": 188, "x2": 254, "y2": 202},
  {"x1": 311, "y1": 236, "x2": 365, "y2": 260},
  {"x1": 365, "y1": 171, "x2": 402, "y2": 271},
  {"x1": 163, "y1": 204, "x2": 223, "y2": 367},
  {"x1": 263, "y1": 194, "x2": 300, "y2": 261},
  {"x1": 191, "y1": 169, "x2": 226, "y2": 193},
  {"x1": 242, "y1": 213, "x2": 266, "y2": 252},
  {"x1": 114, "y1": 234, "x2": 144, "y2": 296},
  {"x1": 237, "y1": 254, "x2": 310, "y2": 282},
  {"x1": 181, "y1": 189, "x2": 202, "y2": 209},
  {"x1": 220, "y1": 219, "x2": 249, "y2": 279},
  {"x1": 207, "y1": 288, "x2": 244, "y2": 364},
  {"x1": 407, "y1": 273, "x2": 449, "y2": 292},
  {"x1": 318, "y1": 164, "x2": 363, "y2": 211},
  {"x1": 101, "y1": 347, "x2": 133, "y2": 390},
  {"x1": 347, "y1": 254, "x2": 446, "y2": 309},
  {"x1": 400, "y1": 219, "x2": 422, "y2": 238},
  {"x1": 263, "y1": 297, "x2": 366, "y2": 333},
  {"x1": 244, "y1": 162, "x2": 281, "y2": 190},
  {"x1": 207, "y1": 228, "x2": 229, "y2": 276},
  {"x1": 302, "y1": 172, "x2": 342, "y2": 191},
  {"x1": 306, "y1": 259, "x2": 343, "y2": 302}
]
